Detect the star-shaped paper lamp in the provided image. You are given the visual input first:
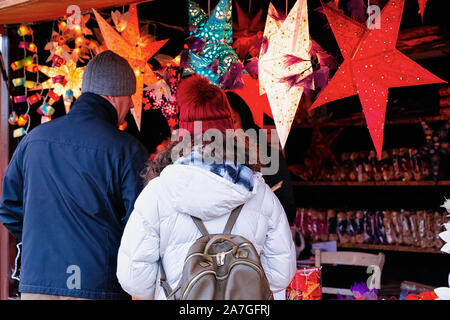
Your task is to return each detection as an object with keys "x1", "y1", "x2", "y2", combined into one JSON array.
[
  {"x1": 38, "y1": 60, "x2": 85, "y2": 113},
  {"x1": 185, "y1": 0, "x2": 240, "y2": 86},
  {"x1": 309, "y1": 0, "x2": 446, "y2": 159},
  {"x1": 232, "y1": 74, "x2": 272, "y2": 128},
  {"x1": 258, "y1": 0, "x2": 312, "y2": 148},
  {"x1": 232, "y1": 1, "x2": 265, "y2": 59},
  {"x1": 93, "y1": 4, "x2": 168, "y2": 130}
]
